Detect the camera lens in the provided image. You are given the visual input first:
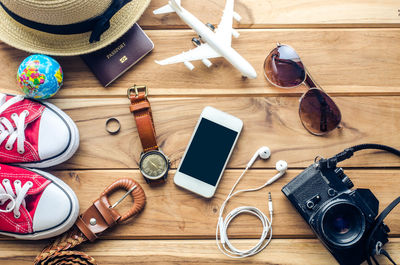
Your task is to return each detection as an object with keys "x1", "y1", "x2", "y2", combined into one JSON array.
[
  {"x1": 331, "y1": 216, "x2": 350, "y2": 234},
  {"x1": 321, "y1": 202, "x2": 365, "y2": 247}
]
